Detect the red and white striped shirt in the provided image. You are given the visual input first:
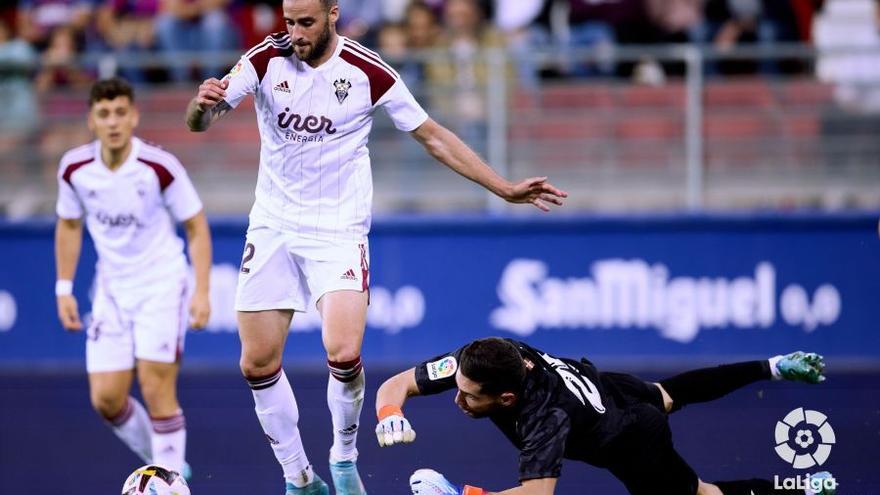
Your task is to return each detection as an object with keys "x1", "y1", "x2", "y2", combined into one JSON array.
[{"x1": 222, "y1": 33, "x2": 429, "y2": 241}]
